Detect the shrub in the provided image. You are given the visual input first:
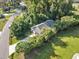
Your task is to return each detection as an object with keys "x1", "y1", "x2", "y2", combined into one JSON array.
[
  {"x1": 54, "y1": 16, "x2": 79, "y2": 31},
  {"x1": 9, "y1": 36, "x2": 19, "y2": 45},
  {"x1": 16, "y1": 28, "x2": 53, "y2": 54},
  {"x1": 24, "y1": 0, "x2": 72, "y2": 20},
  {"x1": 10, "y1": 13, "x2": 31, "y2": 38}
]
